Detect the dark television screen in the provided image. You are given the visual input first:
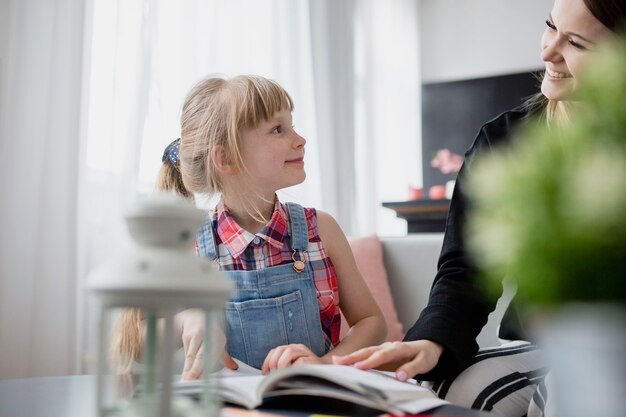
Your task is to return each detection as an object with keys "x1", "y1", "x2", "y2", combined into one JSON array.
[{"x1": 421, "y1": 71, "x2": 541, "y2": 192}]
